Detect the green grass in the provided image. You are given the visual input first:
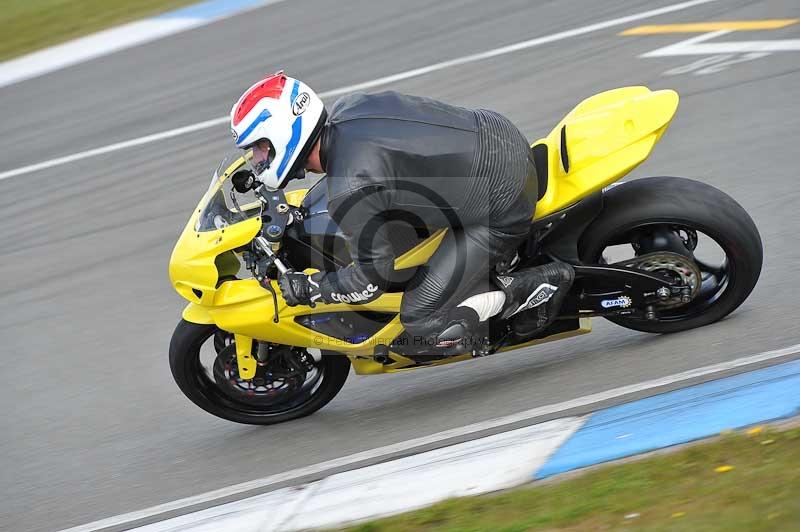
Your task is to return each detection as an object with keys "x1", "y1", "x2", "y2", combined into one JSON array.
[
  {"x1": 342, "y1": 425, "x2": 800, "y2": 532},
  {"x1": 0, "y1": 0, "x2": 201, "y2": 61}
]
